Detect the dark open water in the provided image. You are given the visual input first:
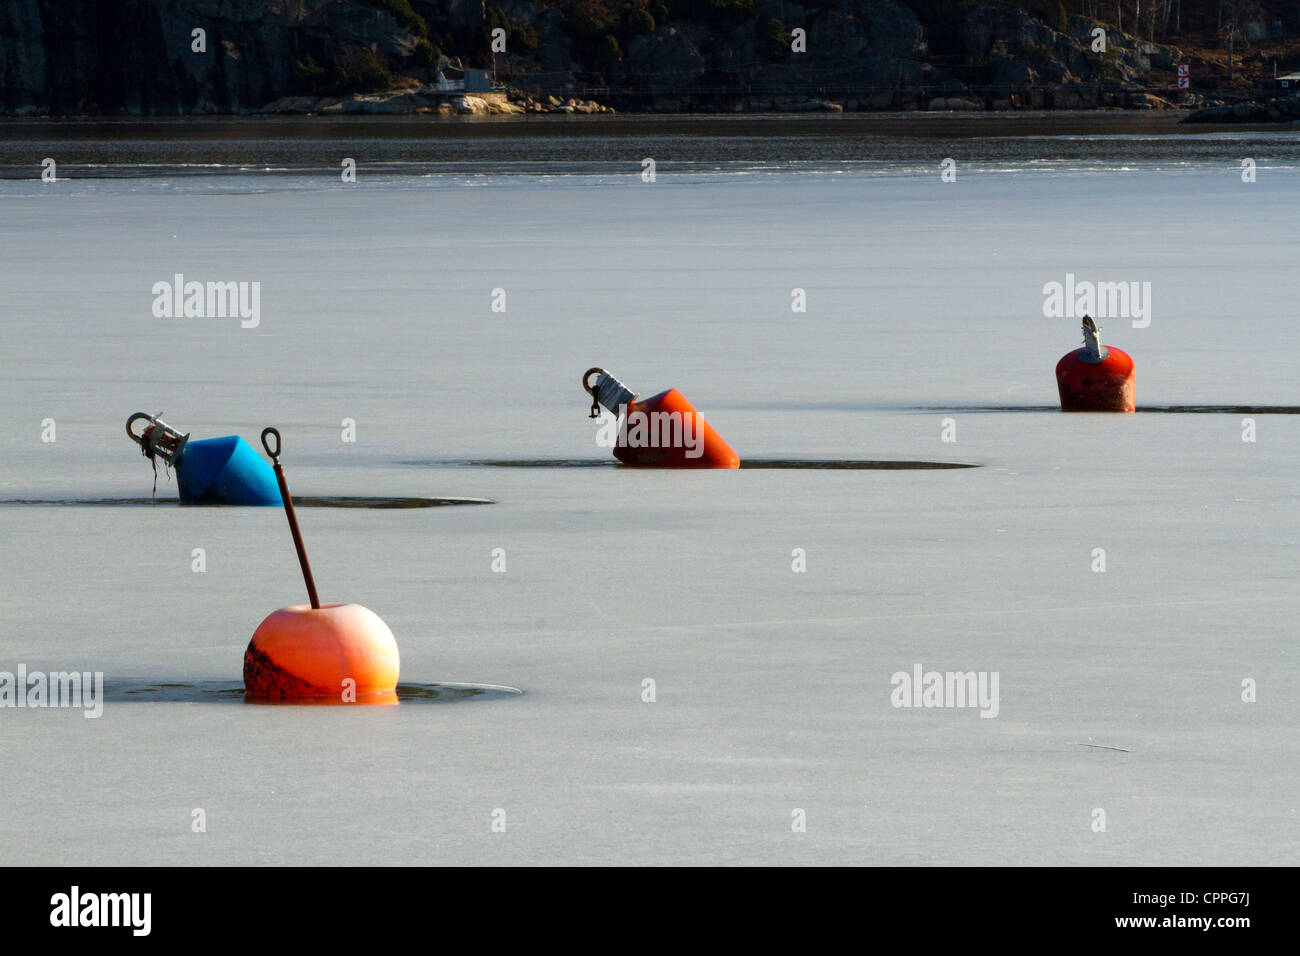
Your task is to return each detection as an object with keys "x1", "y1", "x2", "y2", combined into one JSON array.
[{"x1": 2, "y1": 112, "x2": 1298, "y2": 177}]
